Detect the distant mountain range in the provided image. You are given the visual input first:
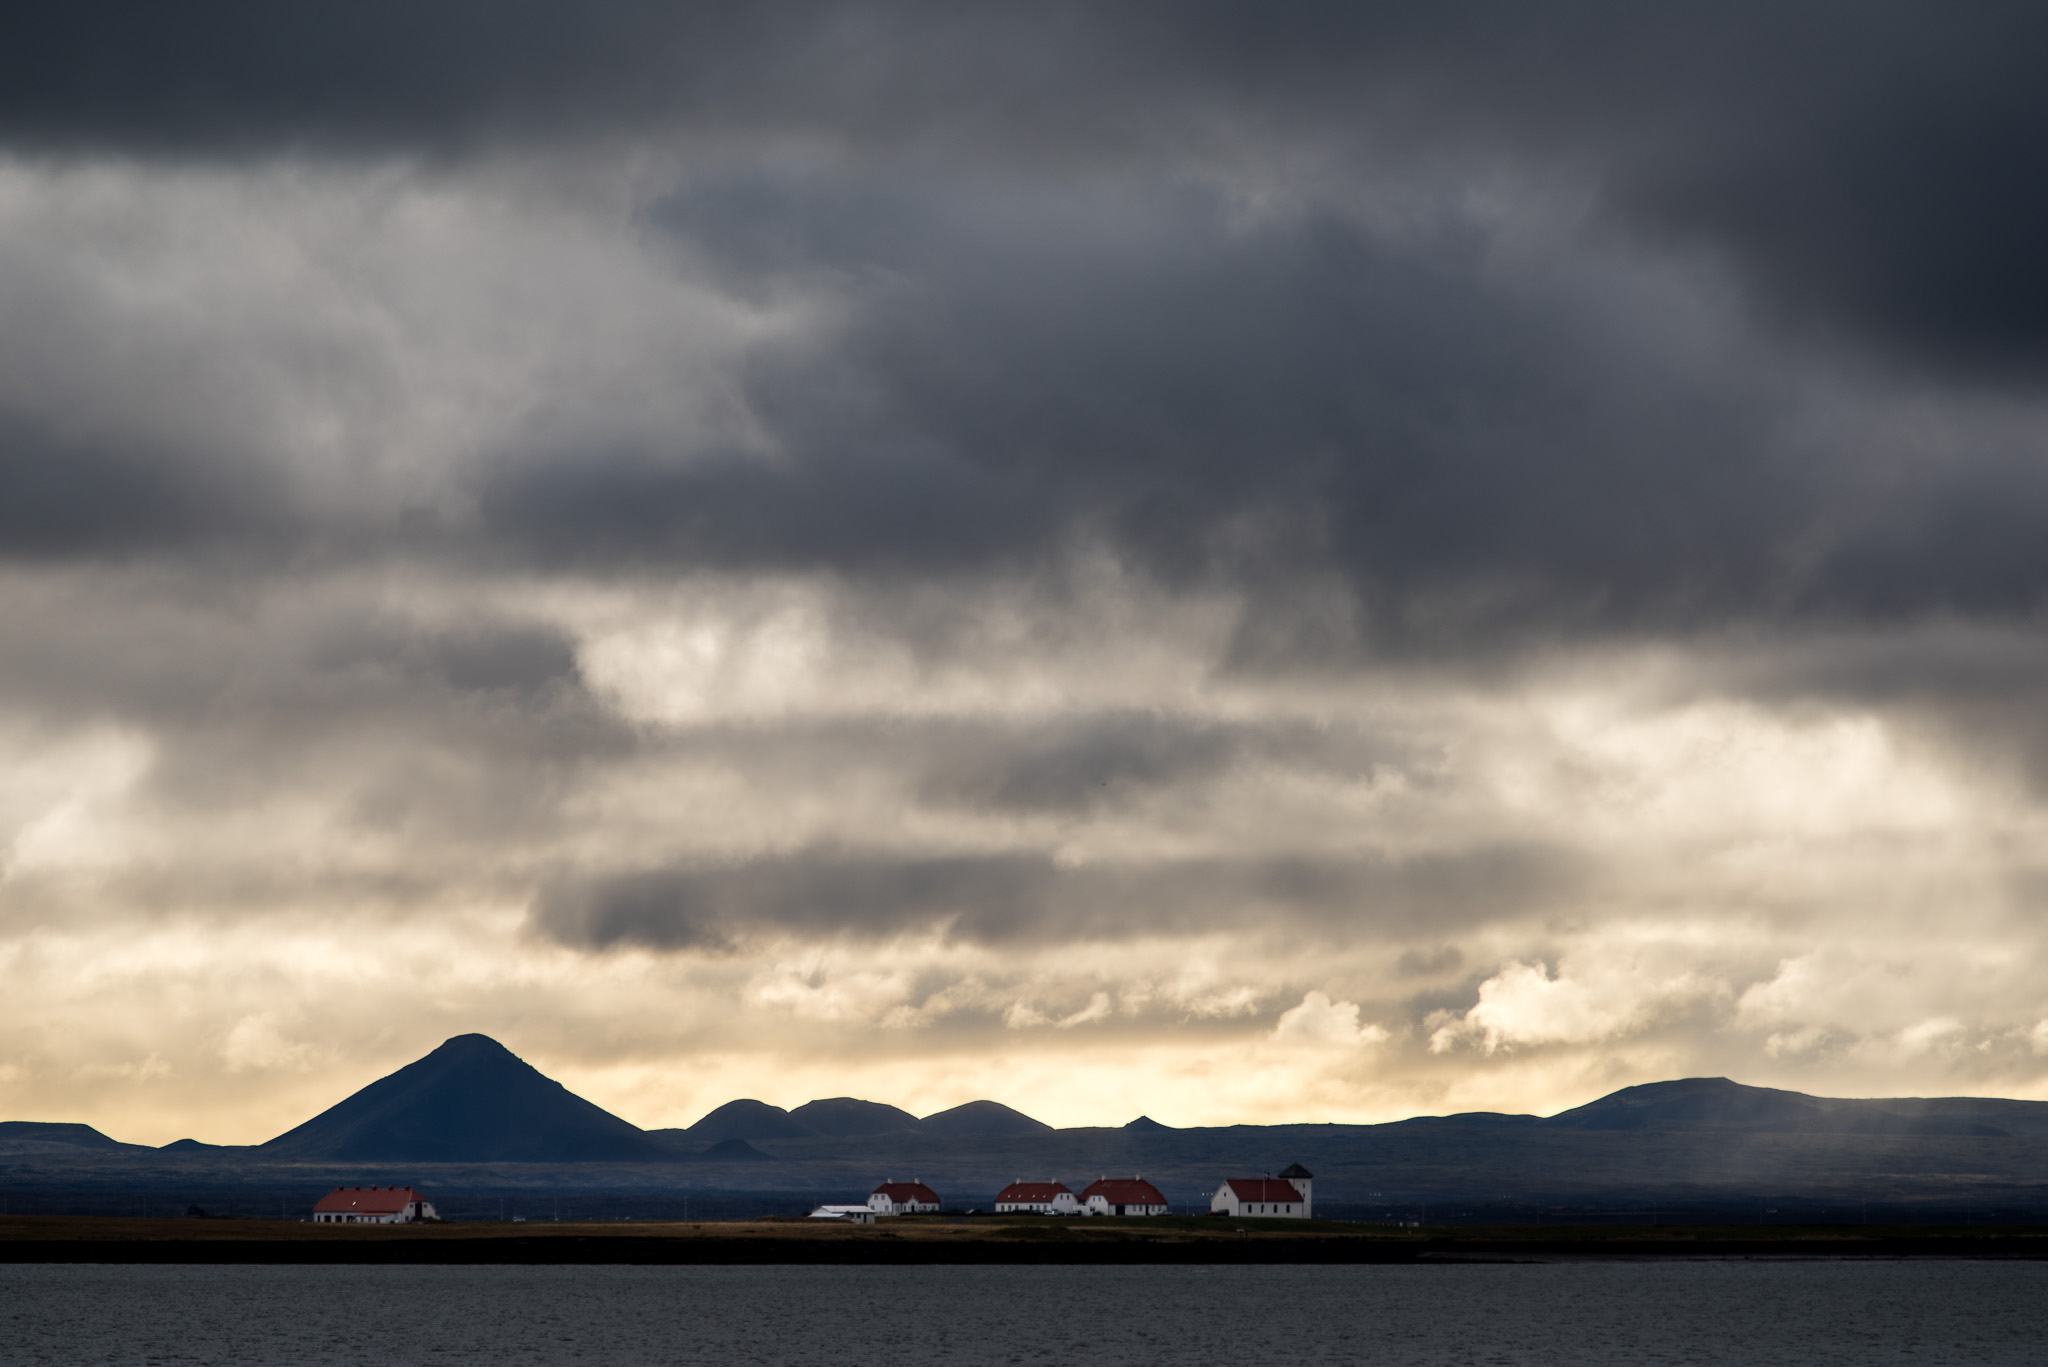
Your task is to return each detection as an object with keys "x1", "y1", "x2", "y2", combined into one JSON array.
[
  {"x1": 7, "y1": 1036, "x2": 2048, "y2": 1219},
  {"x1": 12, "y1": 1035, "x2": 2048, "y2": 1158},
  {"x1": 680, "y1": 1094, "x2": 1051, "y2": 1145}
]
